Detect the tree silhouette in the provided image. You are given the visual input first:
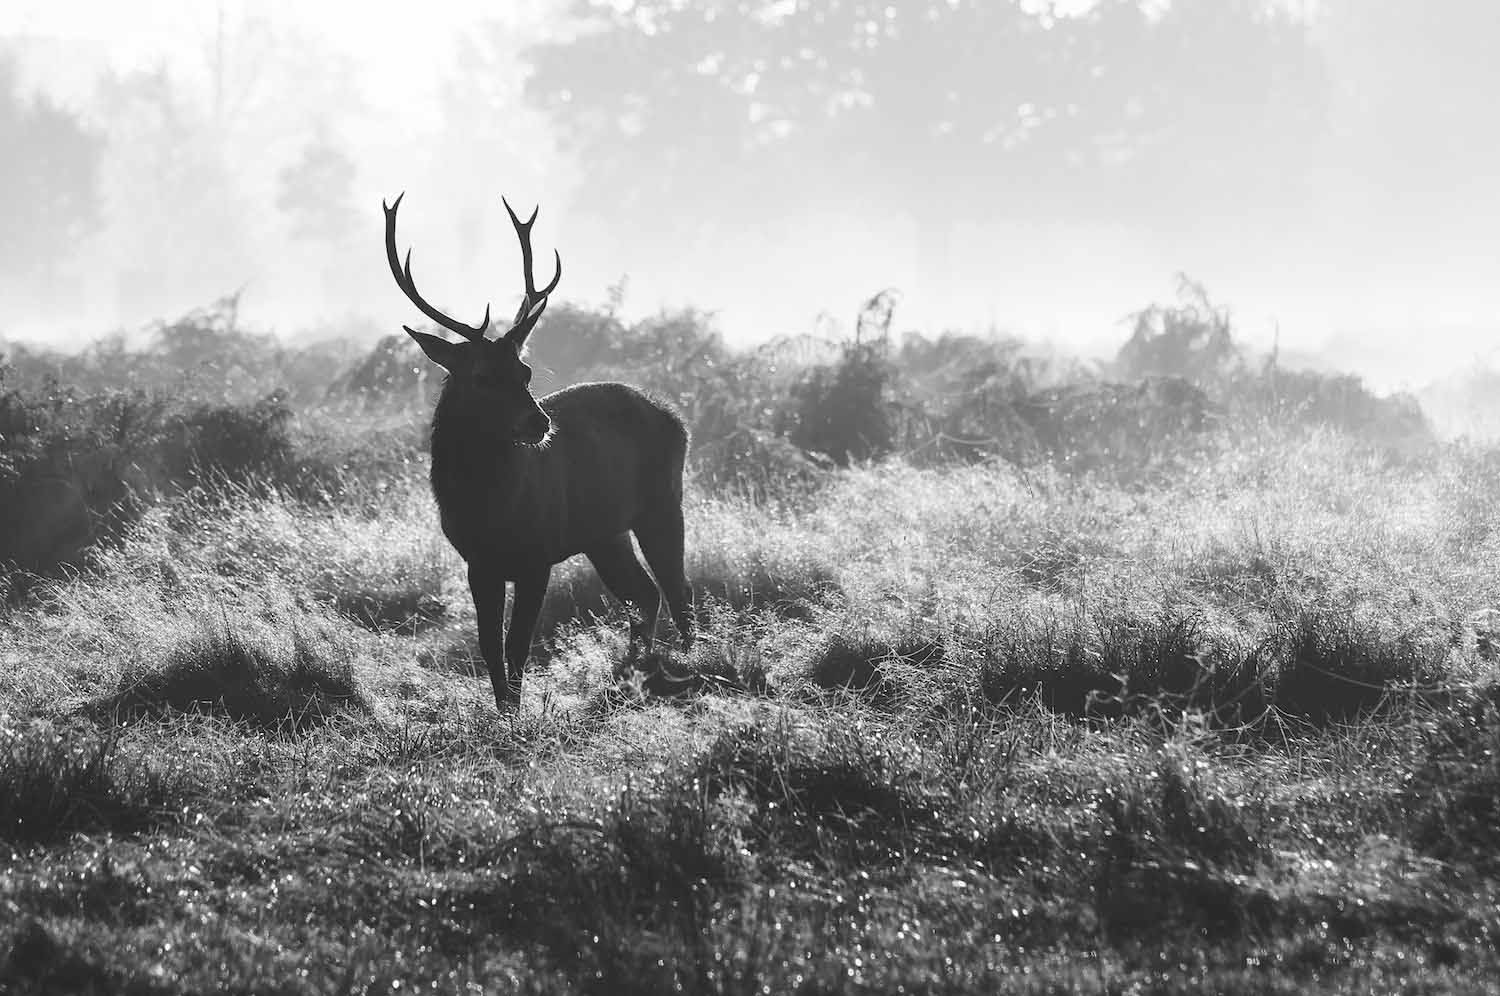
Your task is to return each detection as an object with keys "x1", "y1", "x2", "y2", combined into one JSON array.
[
  {"x1": 525, "y1": 0, "x2": 1326, "y2": 232},
  {"x1": 276, "y1": 130, "x2": 358, "y2": 244},
  {"x1": 93, "y1": 65, "x2": 252, "y2": 320},
  {"x1": 0, "y1": 57, "x2": 103, "y2": 302}
]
